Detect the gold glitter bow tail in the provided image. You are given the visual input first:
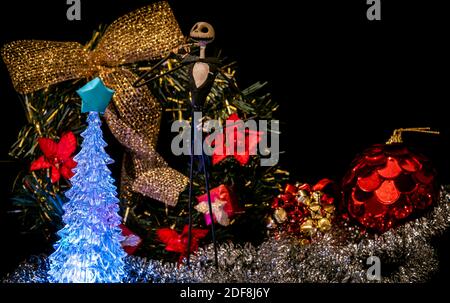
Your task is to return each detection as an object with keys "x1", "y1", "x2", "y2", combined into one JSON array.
[{"x1": 104, "y1": 103, "x2": 188, "y2": 206}]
